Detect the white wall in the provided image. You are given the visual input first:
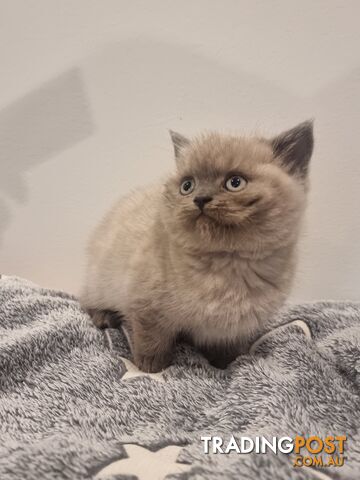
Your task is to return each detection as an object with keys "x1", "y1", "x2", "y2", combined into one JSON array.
[{"x1": 1, "y1": 0, "x2": 359, "y2": 301}]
